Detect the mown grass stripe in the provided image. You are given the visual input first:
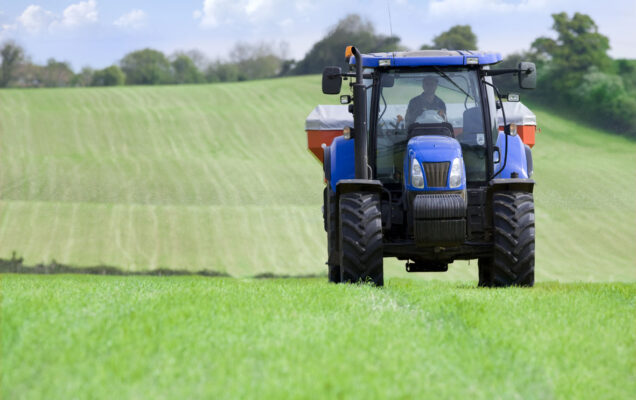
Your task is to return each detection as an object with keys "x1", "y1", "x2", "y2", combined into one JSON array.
[{"x1": 0, "y1": 78, "x2": 633, "y2": 280}]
